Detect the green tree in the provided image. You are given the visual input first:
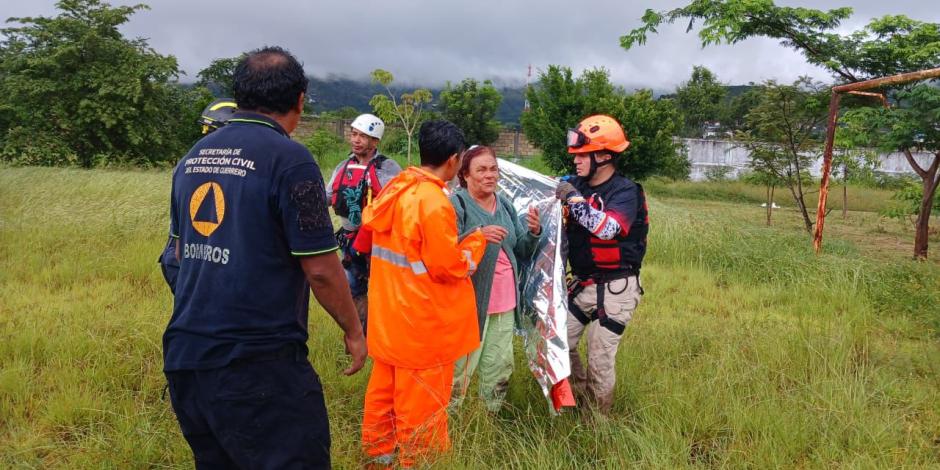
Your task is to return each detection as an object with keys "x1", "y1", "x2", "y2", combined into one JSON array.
[
  {"x1": 882, "y1": 179, "x2": 940, "y2": 229},
  {"x1": 521, "y1": 65, "x2": 686, "y2": 180},
  {"x1": 622, "y1": 2, "x2": 856, "y2": 80},
  {"x1": 623, "y1": 89, "x2": 689, "y2": 179},
  {"x1": 623, "y1": 3, "x2": 940, "y2": 82},
  {"x1": 719, "y1": 84, "x2": 763, "y2": 132},
  {"x1": 334, "y1": 106, "x2": 361, "y2": 119},
  {"x1": 742, "y1": 169, "x2": 785, "y2": 226},
  {"x1": 369, "y1": 69, "x2": 432, "y2": 163},
  {"x1": 675, "y1": 65, "x2": 726, "y2": 136},
  {"x1": 623, "y1": 1, "x2": 940, "y2": 258},
  {"x1": 0, "y1": 0, "x2": 209, "y2": 167},
  {"x1": 842, "y1": 86, "x2": 940, "y2": 257},
  {"x1": 315, "y1": 106, "x2": 360, "y2": 120},
  {"x1": 301, "y1": 128, "x2": 344, "y2": 165},
  {"x1": 196, "y1": 55, "x2": 243, "y2": 97},
  {"x1": 520, "y1": 66, "x2": 594, "y2": 174},
  {"x1": 833, "y1": 116, "x2": 881, "y2": 218},
  {"x1": 737, "y1": 78, "x2": 828, "y2": 233},
  {"x1": 439, "y1": 78, "x2": 502, "y2": 145}
]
